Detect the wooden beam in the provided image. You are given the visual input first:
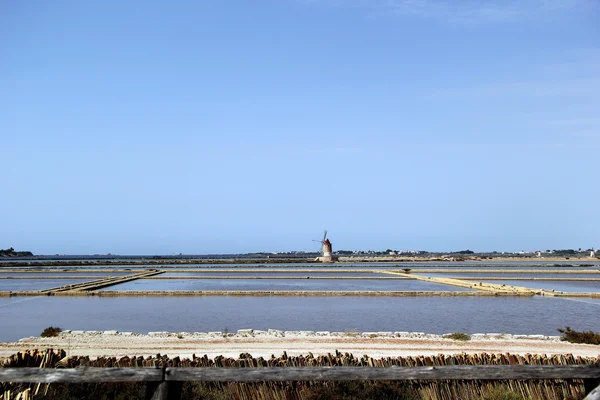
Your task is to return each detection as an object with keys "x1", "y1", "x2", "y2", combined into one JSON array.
[
  {"x1": 0, "y1": 367, "x2": 163, "y2": 383},
  {"x1": 2, "y1": 365, "x2": 599, "y2": 384},
  {"x1": 165, "y1": 365, "x2": 600, "y2": 382}
]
